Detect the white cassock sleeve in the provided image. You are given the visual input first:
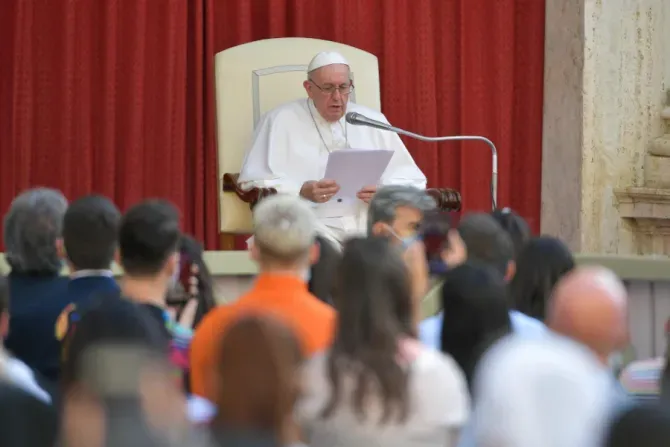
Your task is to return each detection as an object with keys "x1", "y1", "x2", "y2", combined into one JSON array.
[
  {"x1": 377, "y1": 114, "x2": 427, "y2": 189},
  {"x1": 237, "y1": 112, "x2": 304, "y2": 196}
]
